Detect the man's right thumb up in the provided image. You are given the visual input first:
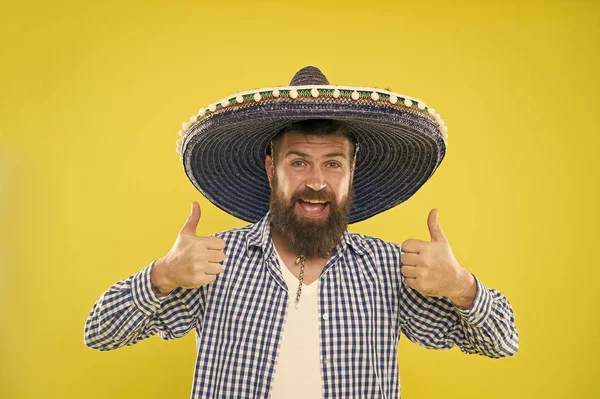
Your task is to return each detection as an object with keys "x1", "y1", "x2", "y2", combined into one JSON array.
[{"x1": 180, "y1": 201, "x2": 201, "y2": 236}]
